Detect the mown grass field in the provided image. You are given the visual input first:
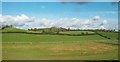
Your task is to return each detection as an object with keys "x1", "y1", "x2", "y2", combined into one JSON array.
[{"x1": 2, "y1": 32, "x2": 118, "y2": 60}]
